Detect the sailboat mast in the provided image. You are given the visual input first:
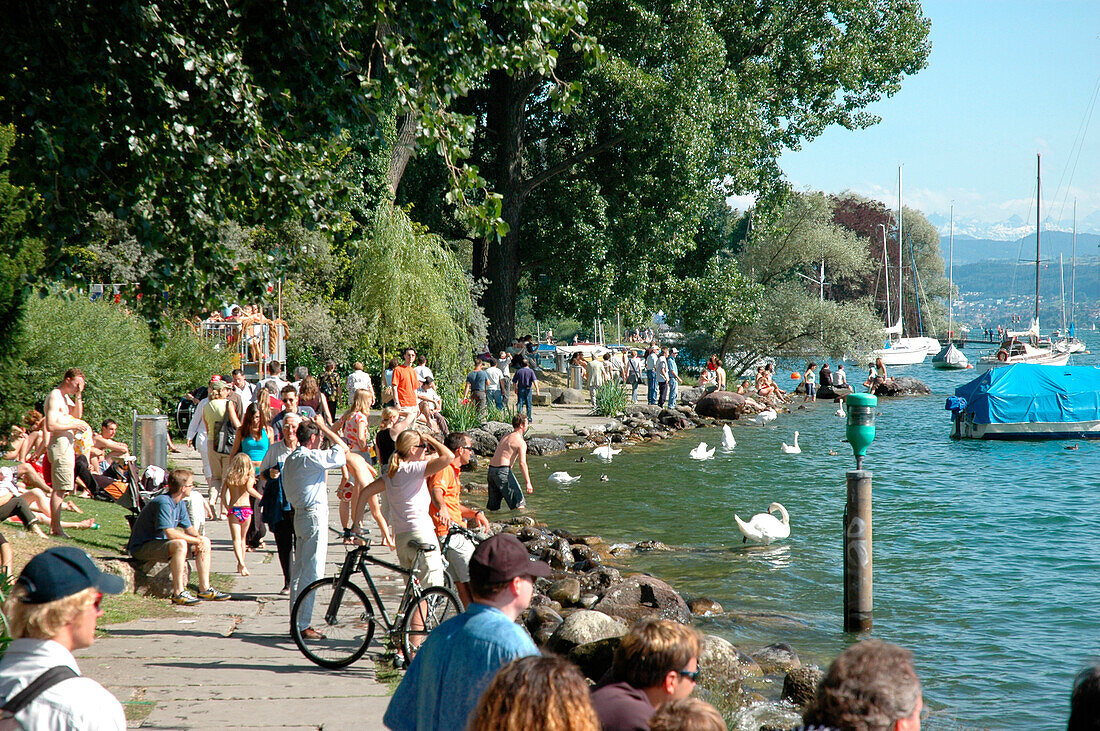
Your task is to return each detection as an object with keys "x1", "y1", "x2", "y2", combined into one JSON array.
[
  {"x1": 880, "y1": 224, "x2": 892, "y2": 324},
  {"x1": 898, "y1": 166, "x2": 904, "y2": 333},
  {"x1": 1035, "y1": 153, "x2": 1041, "y2": 326},
  {"x1": 1060, "y1": 253, "x2": 1066, "y2": 335},
  {"x1": 1071, "y1": 199, "x2": 1077, "y2": 332},
  {"x1": 948, "y1": 204, "x2": 954, "y2": 340}
]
